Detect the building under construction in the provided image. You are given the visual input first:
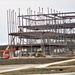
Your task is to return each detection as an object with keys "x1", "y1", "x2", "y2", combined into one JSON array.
[{"x1": 6, "y1": 7, "x2": 75, "y2": 57}]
